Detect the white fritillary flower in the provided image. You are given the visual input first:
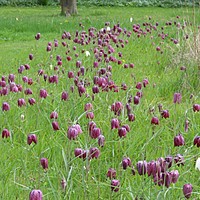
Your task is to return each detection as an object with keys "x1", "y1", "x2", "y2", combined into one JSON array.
[
  {"x1": 195, "y1": 157, "x2": 200, "y2": 170},
  {"x1": 106, "y1": 26, "x2": 111, "y2": 31},
  {"x1": 85, "y1": 51, "x2": 90, "y2": 57}
]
